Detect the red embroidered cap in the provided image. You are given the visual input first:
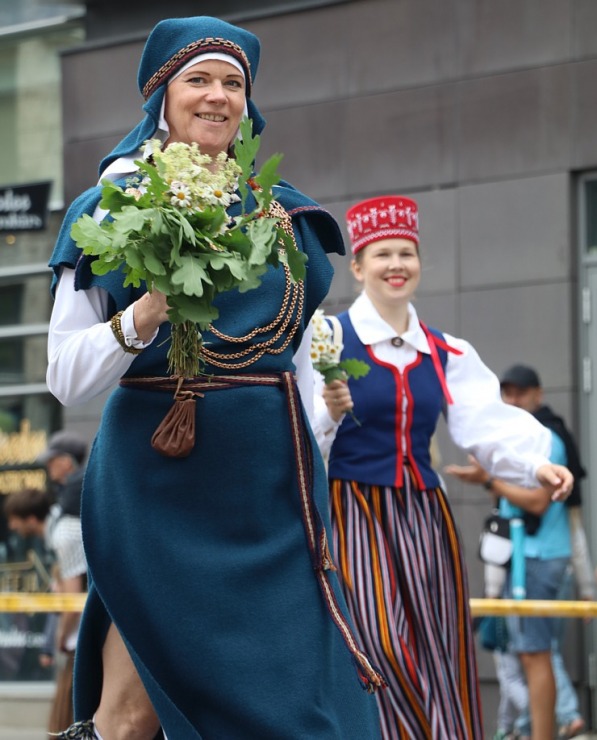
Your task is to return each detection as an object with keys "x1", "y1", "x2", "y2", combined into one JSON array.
[{"x1": 346, "y1": 195, "x2": 419, "y2": 254}]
